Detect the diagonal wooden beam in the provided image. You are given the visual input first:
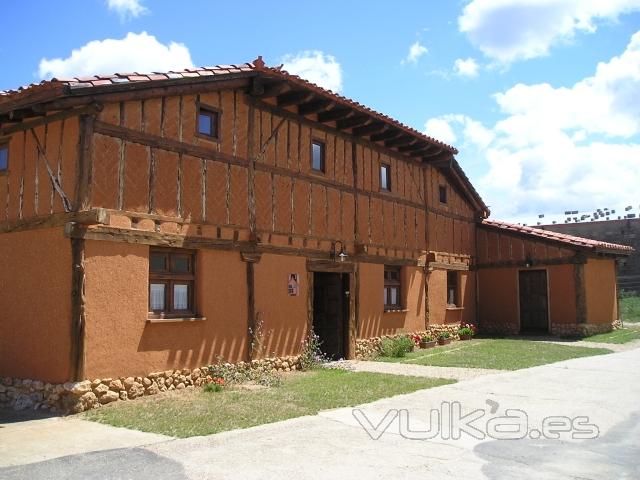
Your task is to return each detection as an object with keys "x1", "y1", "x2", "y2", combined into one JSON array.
[
  {"x1": 298, "y1": 99, "x2": 334, "y2": 116},
  {"x1": 352, "y1": 122, "x2": 386, "y2": 136},
  {"x1": 317, "y1": 107, "x2": 352, "y2": 123},
  {"x1": 277, "y1": 90, "x2": 313, "y2": 107}
]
